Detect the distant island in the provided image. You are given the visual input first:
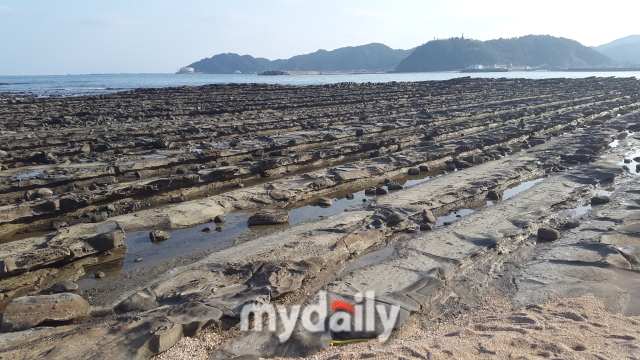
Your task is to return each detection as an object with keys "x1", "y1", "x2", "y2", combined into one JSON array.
[
  {"x1": 185, "y1": 43, "x2": 413, "y2": 74},
  {"x1": 180, "y1": 35, "x2": 640, "y2": 74}
]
